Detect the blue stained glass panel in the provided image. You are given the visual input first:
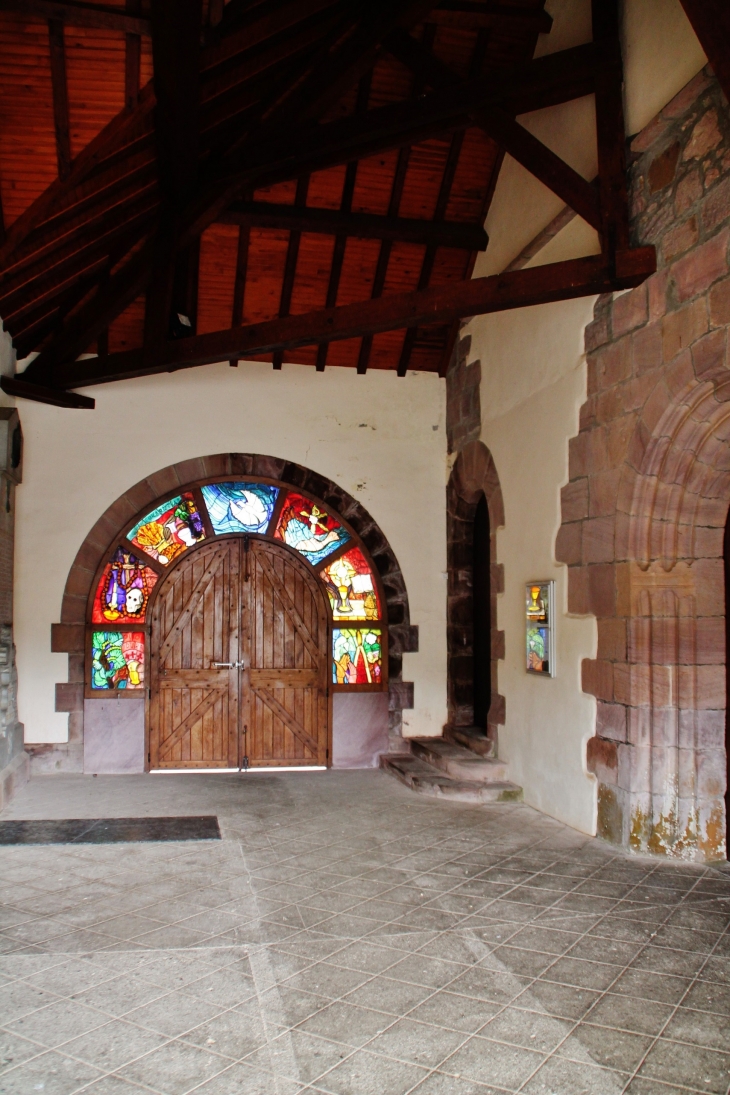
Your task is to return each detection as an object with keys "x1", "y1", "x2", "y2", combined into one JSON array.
[{"x1": 201, "y1": 481, "x2": 279, "y2": 535}]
